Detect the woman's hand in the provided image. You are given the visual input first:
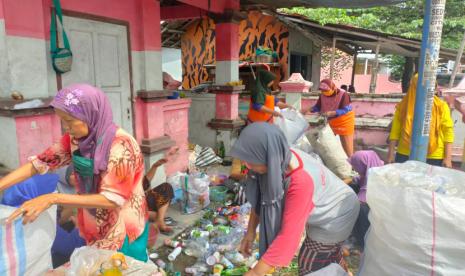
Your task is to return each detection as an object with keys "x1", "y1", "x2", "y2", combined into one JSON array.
[
  {"x1": 152, "y1": 158, "x2": 168, "y2": 168},
  {"x1": 7, "y1": 193, "x2": 58, "y2": 224},
  {"x1": 323, "y1": 111, "x2": 337, "y2": 117},
  {"x1": 387, "y1": 155, "x2": 395, "y2": 164},
  {"x1": 272, "y1": 110, "x2": 283, "y2": 118},
  {"x1": 442, "y1": 158, "x2": 452, "y2": 168},
  {"x1": 387, "y1": 140, "x2": 397, "y2": 164},
  {"x1": 239, "y1": 231, "x2": 256, "y2": 257}
]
